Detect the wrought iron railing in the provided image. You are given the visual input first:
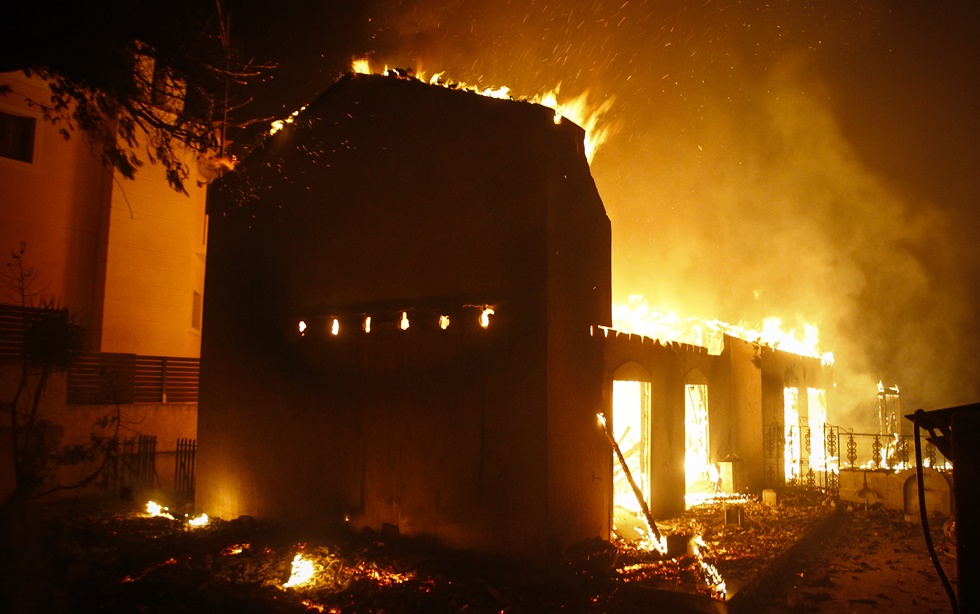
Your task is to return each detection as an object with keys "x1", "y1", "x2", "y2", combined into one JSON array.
[
  {"x1": 837, "y1": 431, "x2": 950, "y2": 471},
  {"x1": 784, "y1": 424, "x2": 841, "y2": 493},
  {"x1": 766, "y1": 424, "x2": 952, "y2": 493}
]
